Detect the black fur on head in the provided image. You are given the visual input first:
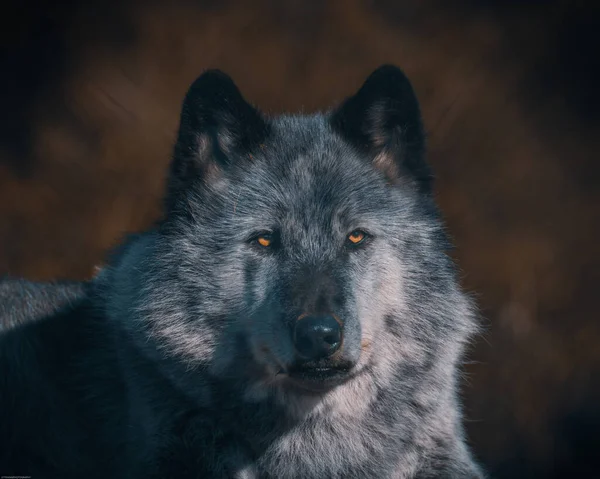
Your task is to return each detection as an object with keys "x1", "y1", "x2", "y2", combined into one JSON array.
[
  {"x1": 330, "y1": 65, "x2": 431, "y2": 193},
  {"x1": 165, "y1": 70, "x2": 271, "y2": 216}
]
